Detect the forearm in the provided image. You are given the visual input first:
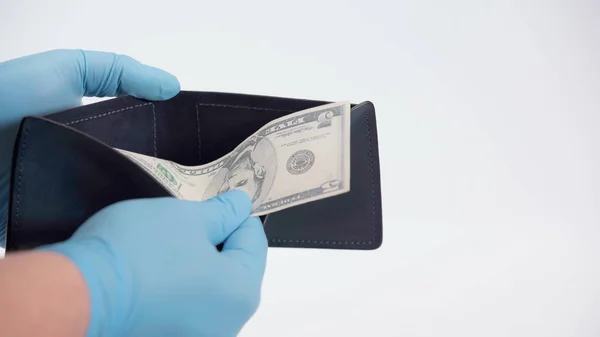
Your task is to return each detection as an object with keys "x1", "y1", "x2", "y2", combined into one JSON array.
[{"x1": 0, "y1": 251, "x2": 90, "y2": 337}]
